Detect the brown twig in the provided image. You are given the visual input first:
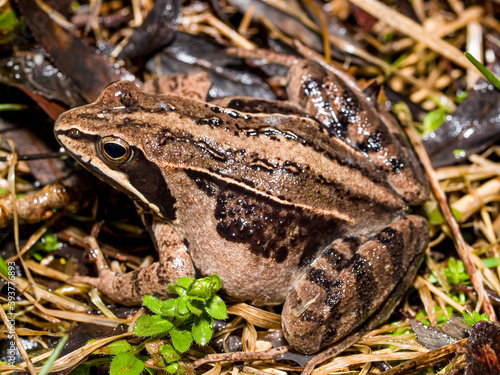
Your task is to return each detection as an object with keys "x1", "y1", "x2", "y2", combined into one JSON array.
[
  {"x1": 379, "y1": 339, "x2": 467, "y2": 375},
  {"x1": 192, "y1": 346, "x2": 289, "y2": 368}
]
